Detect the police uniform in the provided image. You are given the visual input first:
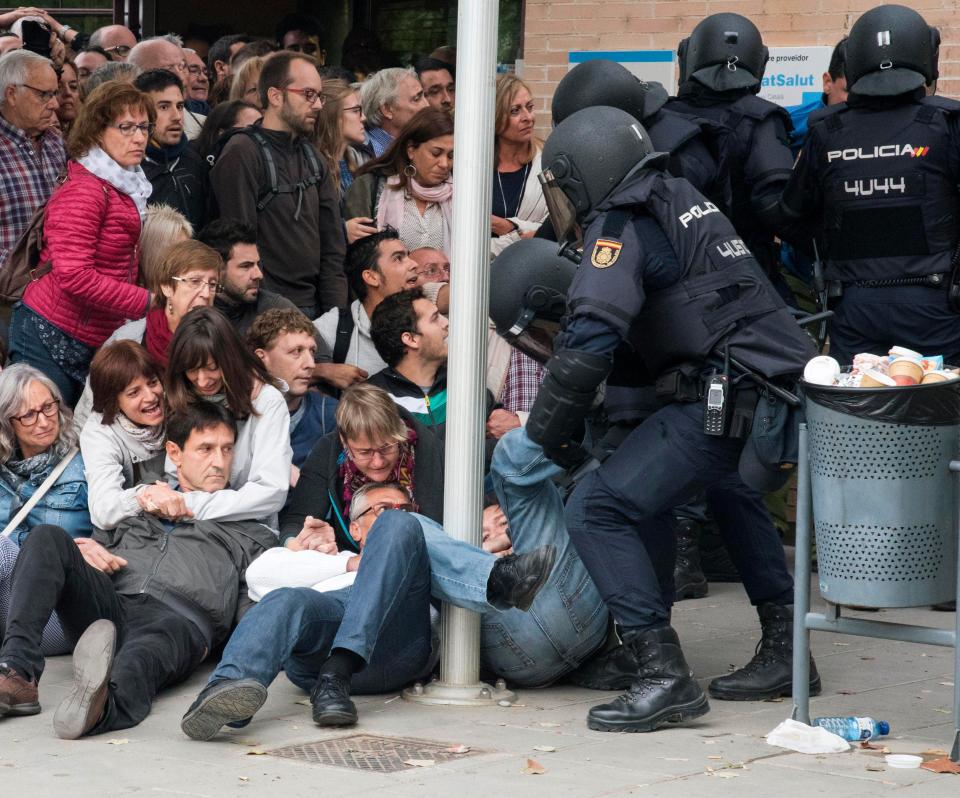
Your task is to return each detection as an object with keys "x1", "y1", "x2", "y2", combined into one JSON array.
[{"x1": 780, "y1": 93, "x2": 960, "y2": 363}]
